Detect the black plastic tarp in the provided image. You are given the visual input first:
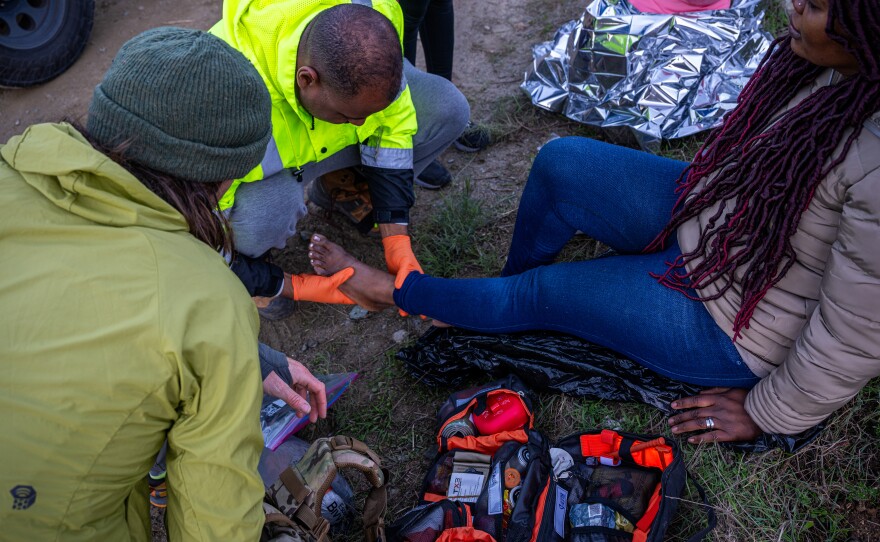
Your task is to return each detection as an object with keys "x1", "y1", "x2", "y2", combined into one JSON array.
[{"x1": 397, "y1": 327, "x2": 823, "y2": 453}]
